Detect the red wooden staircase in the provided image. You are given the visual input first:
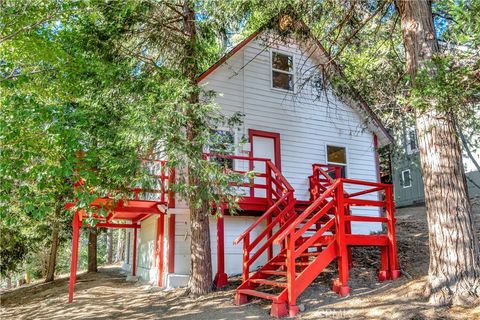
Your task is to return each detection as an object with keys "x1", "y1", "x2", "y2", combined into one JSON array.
[{"x1": 233, "y1": 163, "x2": 400, "y2": 317}]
